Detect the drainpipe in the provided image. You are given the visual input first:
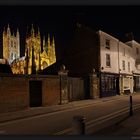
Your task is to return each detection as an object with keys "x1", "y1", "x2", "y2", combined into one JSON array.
[
  {"x1": 98, "y1": 31, "x2": 102, "y2": 98},
  {"x1": 118, "y1": 40, "x2": 121, "y2": 95}
]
